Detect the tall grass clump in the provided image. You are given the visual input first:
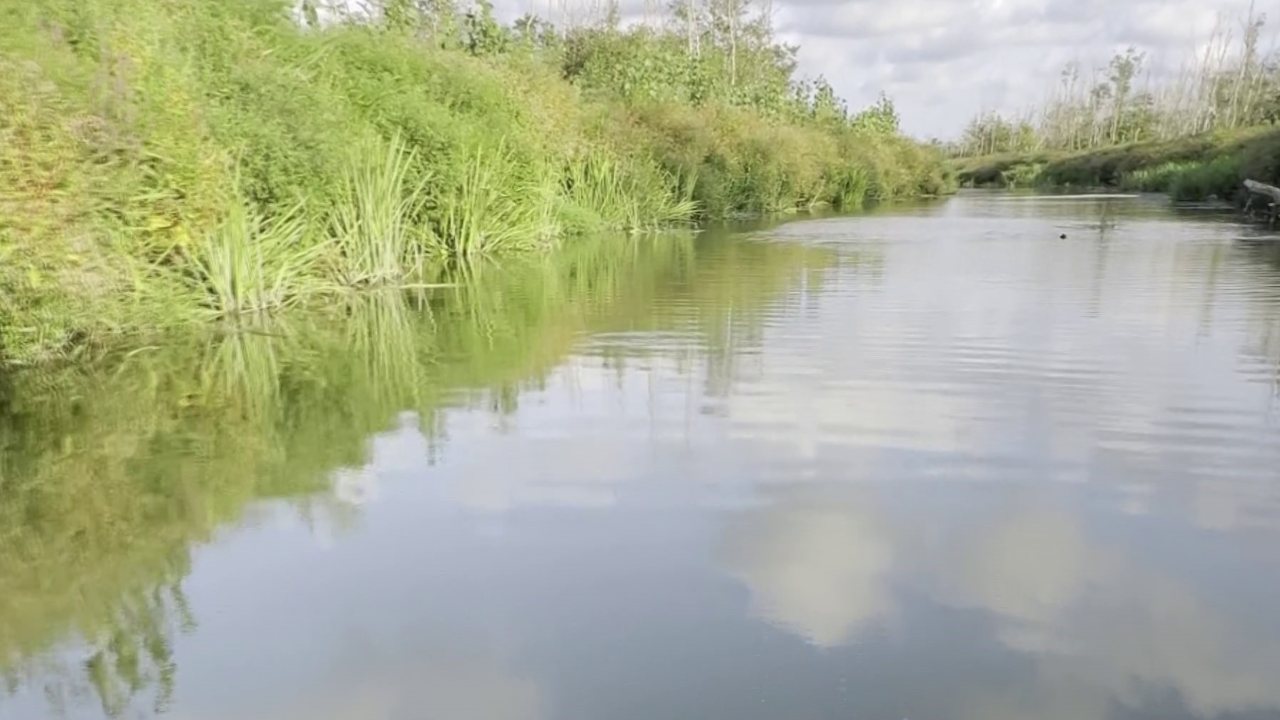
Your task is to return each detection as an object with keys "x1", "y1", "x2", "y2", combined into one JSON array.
[
  {"x1": 1168, "y1": 154, "x2": 1244, "y2": 200},
  {"x1": 188, "y1": 200, "x2": 320, "y2": 316},
  {"x1": 329, "y1": 135, "x2": 431, "y2": 286},
  {"x1": 1118, "y1": 162, "x2": 1195, "y2": 192},
  {"x1": 435, "y1": 144, "x2": 561, "y2": 258},
  {"x1": 563, "y1": 150, "x2": 697, "y2": 231}
]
